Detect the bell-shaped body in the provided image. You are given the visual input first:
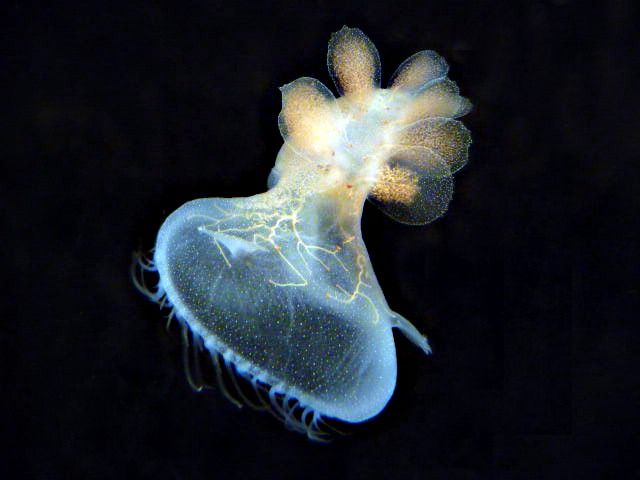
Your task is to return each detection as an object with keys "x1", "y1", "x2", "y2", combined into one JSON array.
[
  {"x1": 138, "y1": 26, "x2": 471, "y2": 438},
  {"x1": 154, "y1": 186, "x2": 404, "y2": 422}
]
